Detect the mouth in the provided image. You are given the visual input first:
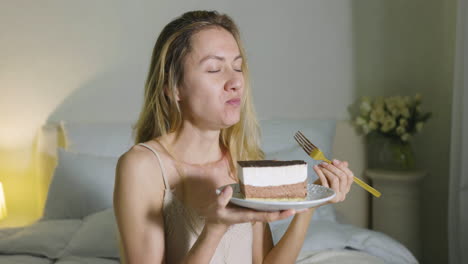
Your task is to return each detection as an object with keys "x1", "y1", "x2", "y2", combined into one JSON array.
[{"x1": 226, "y1": 98, "x2": 241, "y2": 106}]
